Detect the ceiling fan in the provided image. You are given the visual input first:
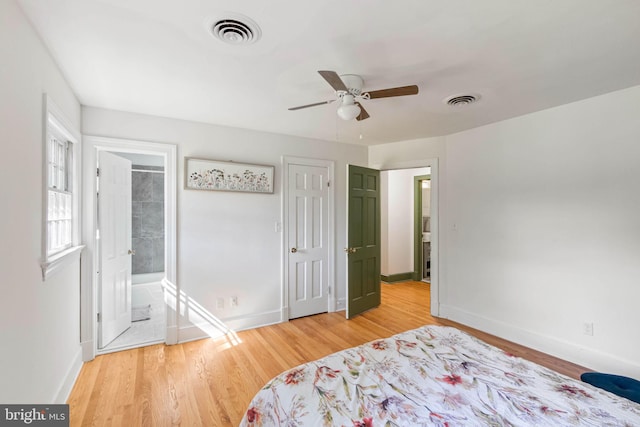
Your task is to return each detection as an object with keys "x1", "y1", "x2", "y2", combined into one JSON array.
[{"x1": 289, "y1": 70, "x2": 419, "y2": 121}]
